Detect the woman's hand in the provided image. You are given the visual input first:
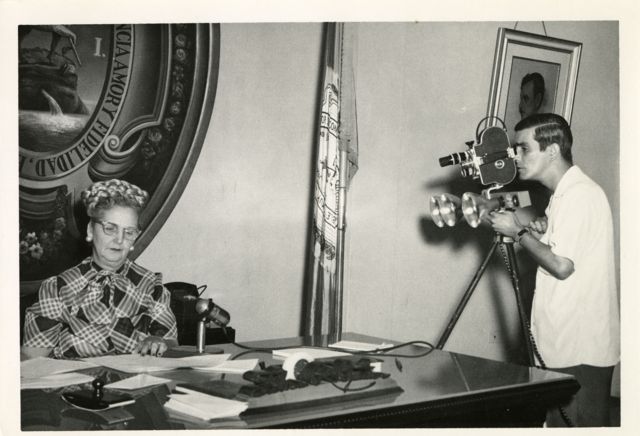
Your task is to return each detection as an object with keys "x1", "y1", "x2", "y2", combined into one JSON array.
[{"x1": 135, "y1": 336, "x2": 169, "y2": 357}]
